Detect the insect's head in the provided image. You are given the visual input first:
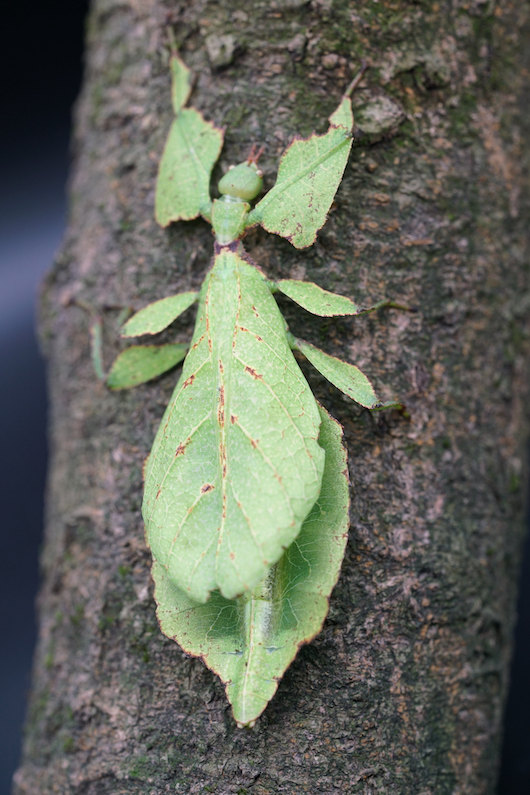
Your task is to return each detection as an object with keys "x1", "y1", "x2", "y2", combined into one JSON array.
[{"x1": 218, "y1": 160, "x2": 263, "y2": 202}]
